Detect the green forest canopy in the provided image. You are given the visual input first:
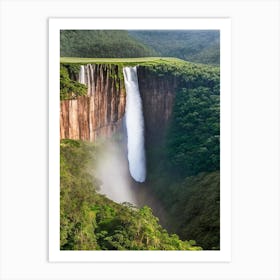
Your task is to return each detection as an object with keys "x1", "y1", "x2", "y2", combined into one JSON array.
[
  {"x1": 60, "y1": 30, "x2": 220, "y2": 65},
  {"x1": 60, "y1": 30, "x2": 157, "y2": 58},
  {"x1": 60, "y1": 139, "x2": 202, "y2": 251},
  {"x1": 129, "y1": 30, "x2": 220, "y2": 65},
  {"x1": 59, "y1": 57, "x2": 220, "y2": 250}
]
